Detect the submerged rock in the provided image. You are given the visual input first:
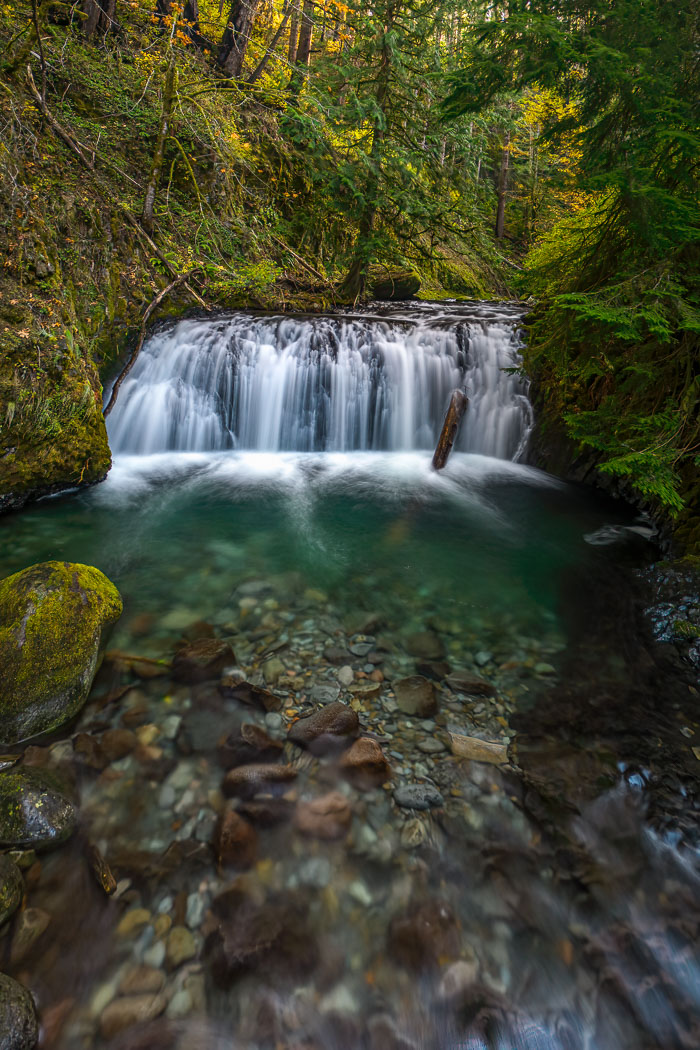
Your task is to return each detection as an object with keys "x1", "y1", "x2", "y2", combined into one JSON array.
[
  {"x1": 0, "y1": 972, "x2": 38, "y2": 1050},
  {"x1": 214, "y1": 808, "x2": 258, "y2": 869},
  {"x1": 445, "y1": 670, "x2": 497, "y2": 697},
  {"x1": 393, "y1": 676, "x2": 437, "y2": 717},
  {"x1": 294, "y1": 792, "x2": 353, "y2": 840},
  {"x1": 0, "y1": 855, "x2": 22, "y2": 928},
  {"x1": 222, "y1": 763, "x2": 297, "y2": 800},
  {"x1": 217, "y1": 724, "x2": 283, "y2": 769},
  {"x1": 0, "y1": 767, "x2": 75, "y2": 849},
  {"x1": 219, "y1": 677, "x2": 283, "y2": 712},
  {"x1": 0, "y1": 561, "x2": 122, "y2": 744},
  {"x1": 340, "y1": 737, "x2": 391, "y2": 790},
  {"x1": 100, "y1": 993, "x2": 167, "y2": 1040},
  {"x1": 172, "y1": 639, "x2": 235, "y2": 684},
  {"x1": 388, "y1": 898, "x2": 459, "y2": 972},
  {"x1": 288, "y1": 701, "x2": 359, "y2": 754},
  {"x1": 393, "y1": 783, "x2": 443, "y2": 810},
  {"x1": 405, "y1": 631, "x2": 446, "y2": 661}
]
